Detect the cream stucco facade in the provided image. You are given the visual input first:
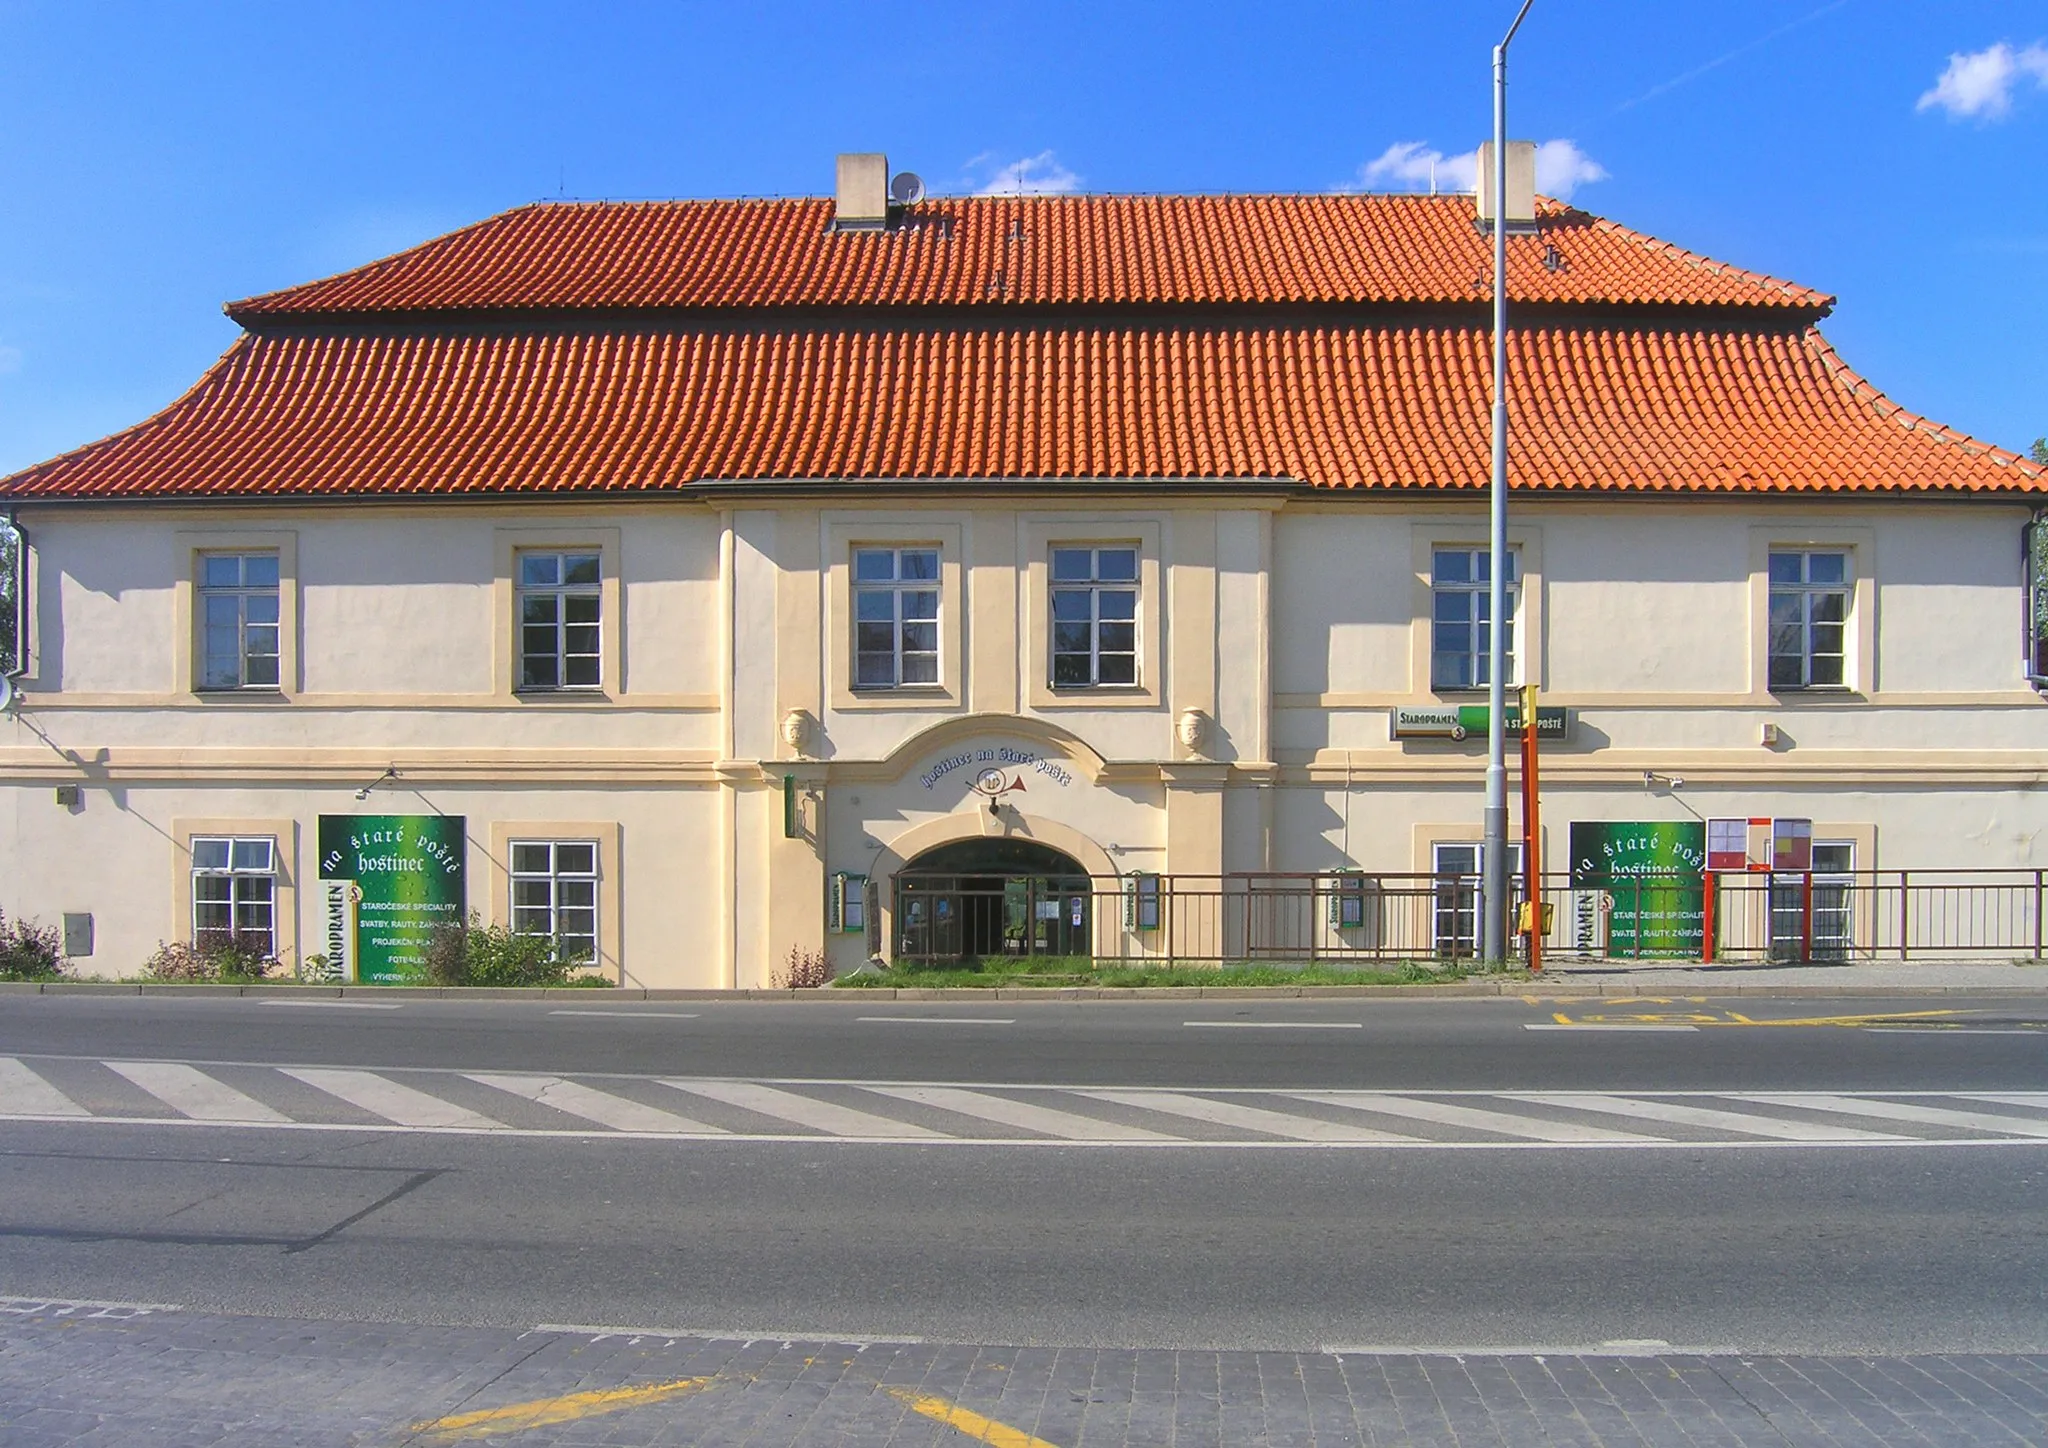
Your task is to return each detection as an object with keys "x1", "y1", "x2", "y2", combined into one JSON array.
[{"x1": 3, "y1": 487, "x2": 2045, "y2": 983}]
